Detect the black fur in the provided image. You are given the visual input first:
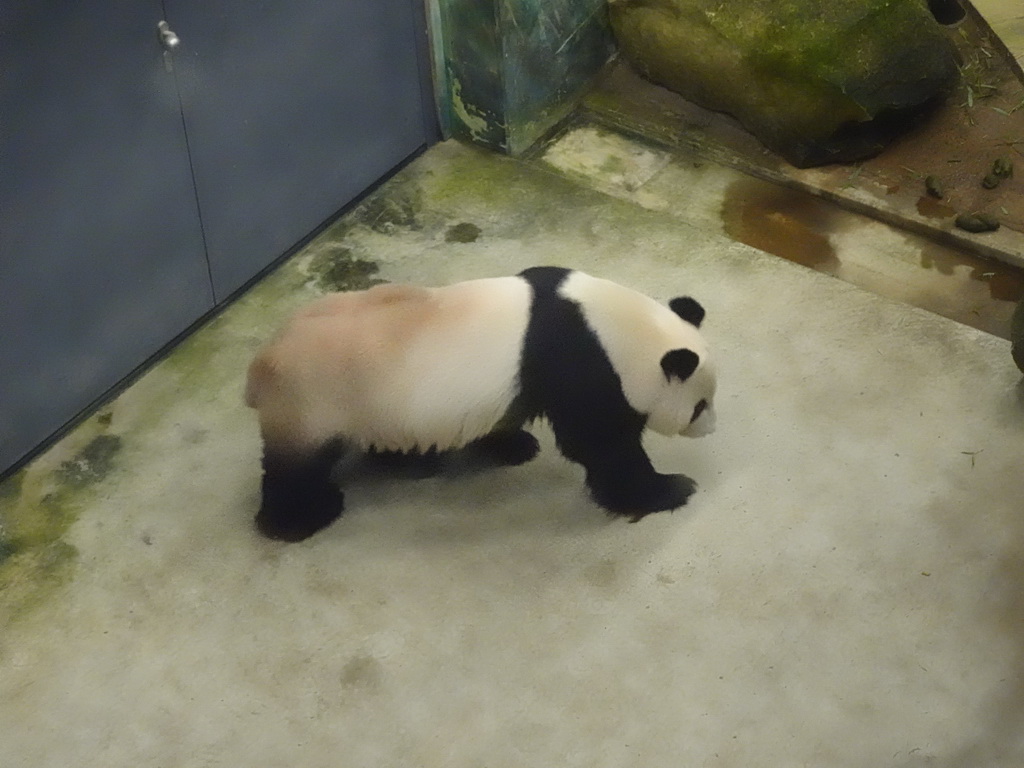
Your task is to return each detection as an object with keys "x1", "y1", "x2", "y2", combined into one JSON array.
[
  {"x1": 256, "y1": 443, "x2": 347, "y2": 541},
  {"x1": 518, "y1": 267, "x2": 695, "y2": 520},
  {"x1": 660, "y1": 348, "x2": 700, "y2": 382},
  {"x1": 669, "y1": 296, "x2": 705, "y2": 328},
  {"x1": 464, "y1": 428, "x2": 540, "y2": 467},
  {"x1": 255, "y1": 431, "x2": 542, "y2": 541},
  {"x1": 360, "y1": 434, "x2": 540, "y2": 478}
]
